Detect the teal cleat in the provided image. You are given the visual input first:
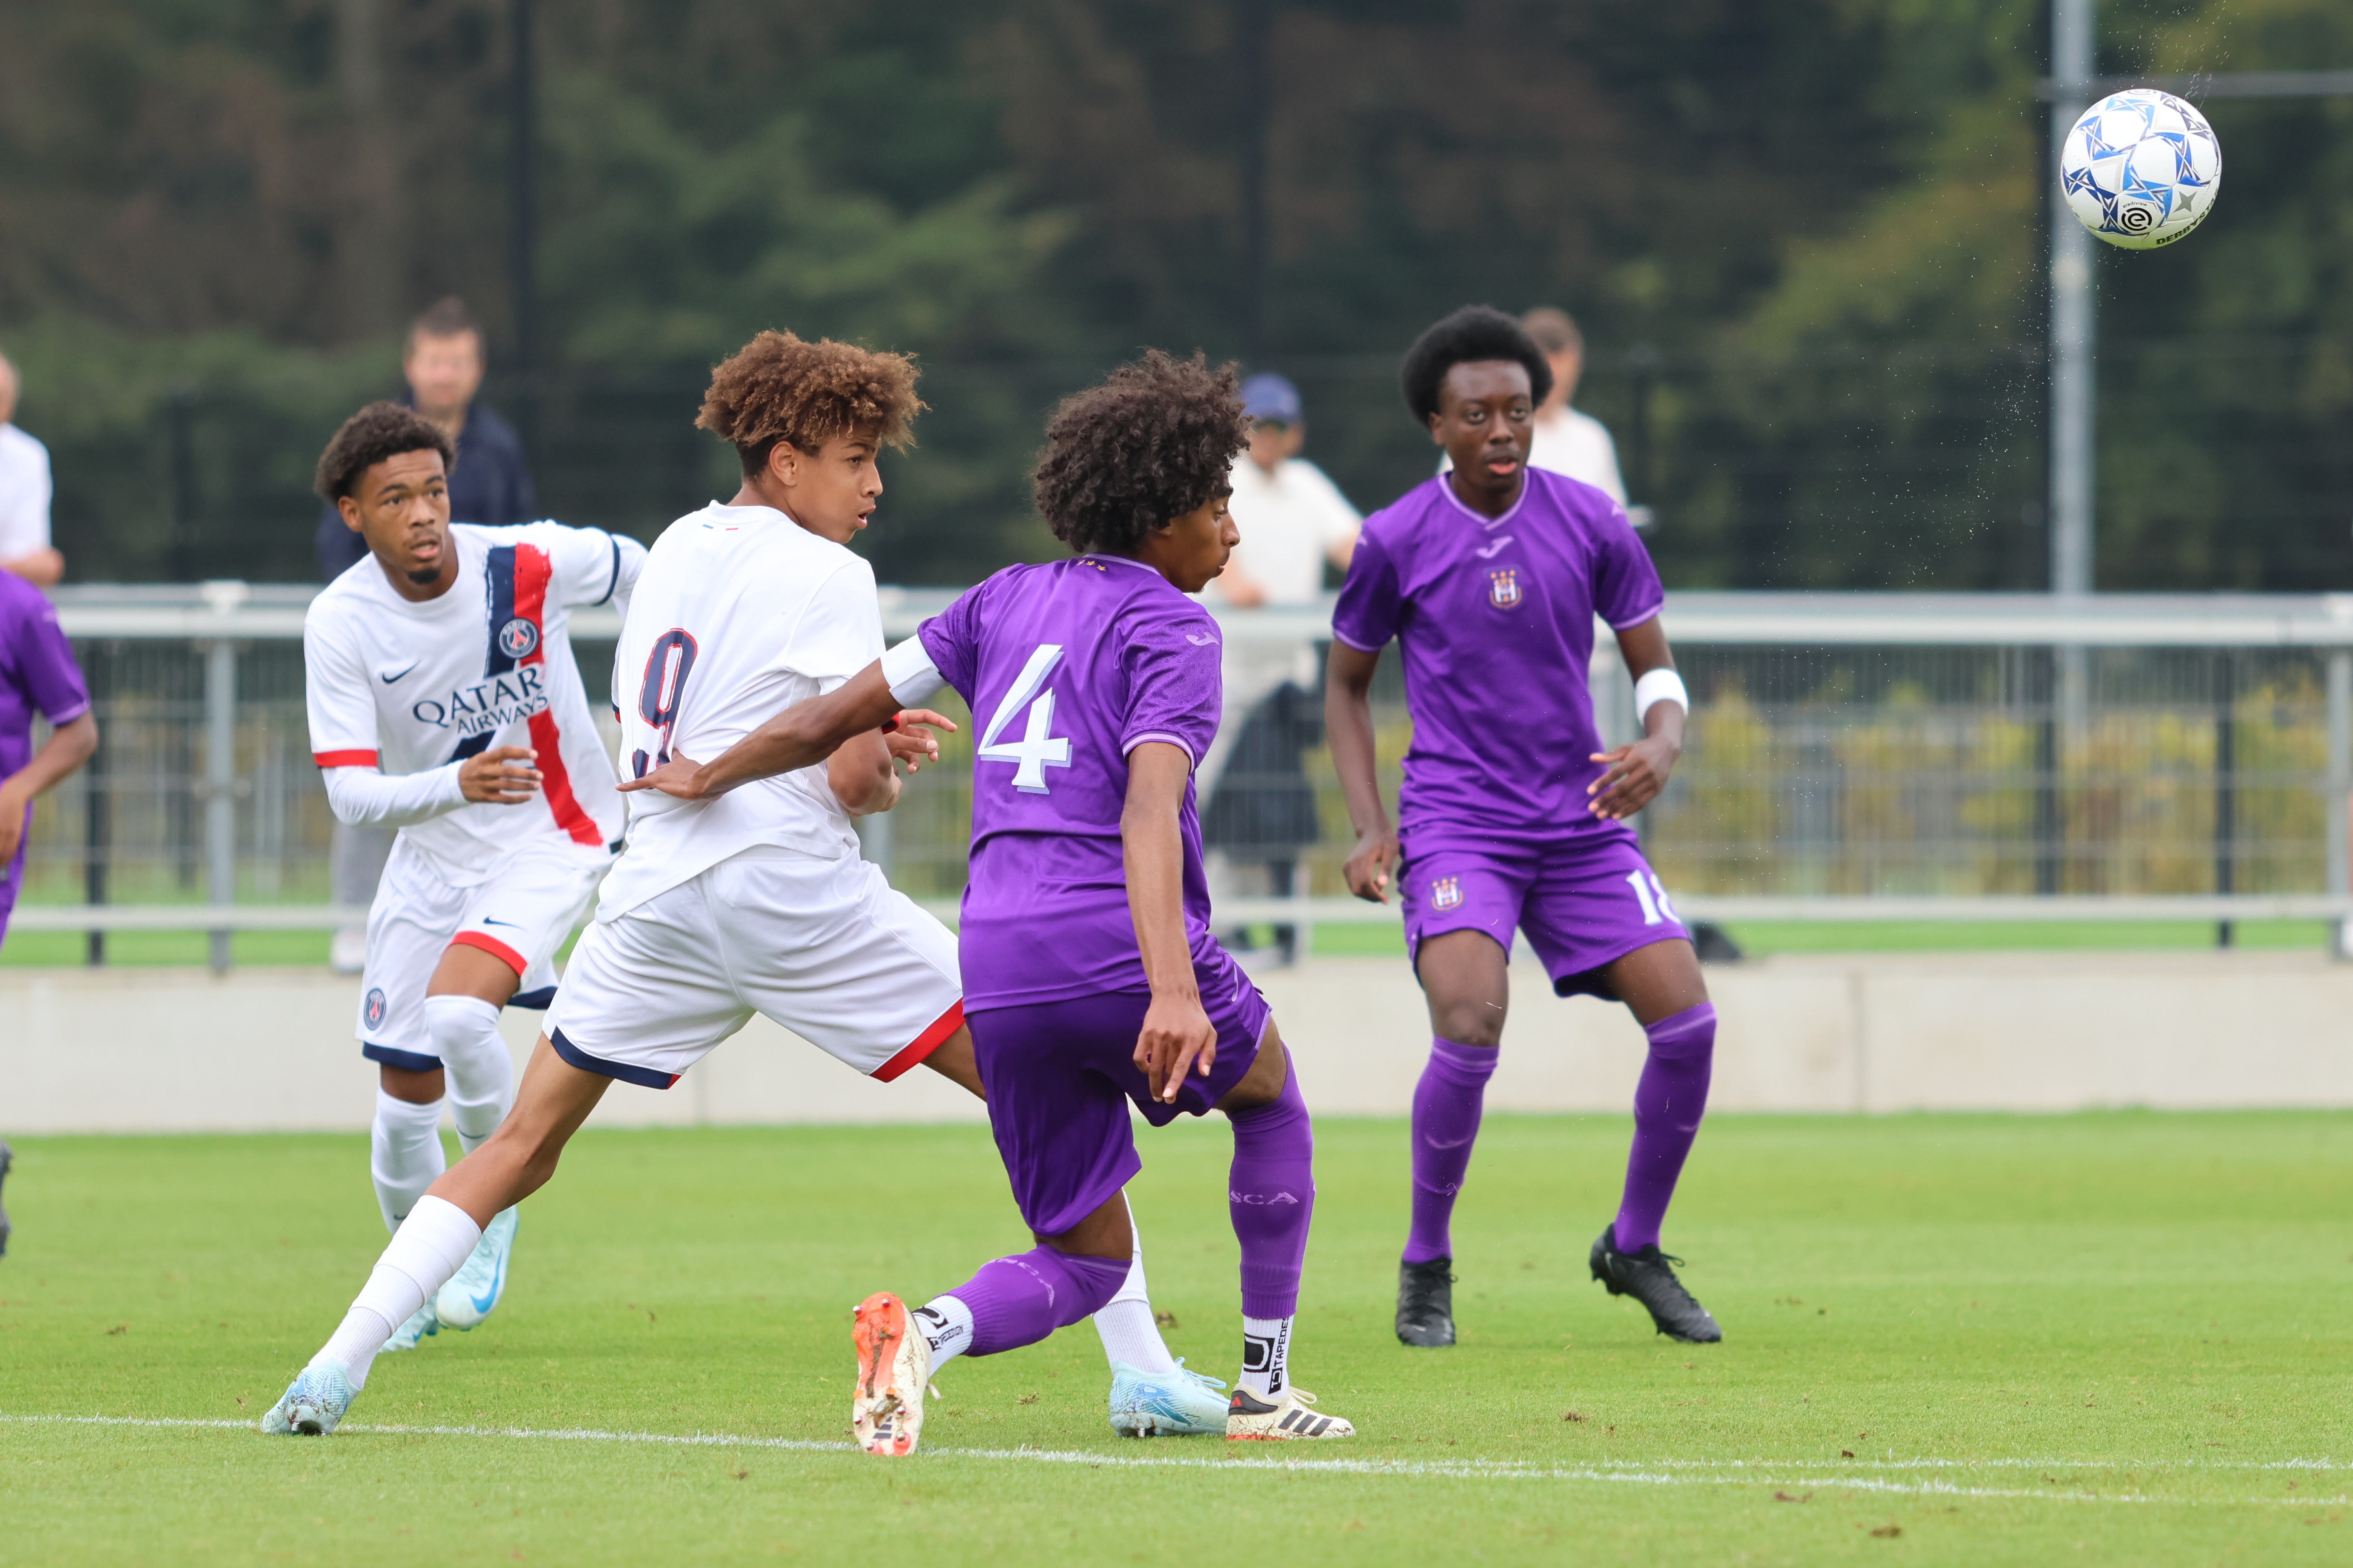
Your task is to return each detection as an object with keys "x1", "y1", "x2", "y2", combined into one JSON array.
[
  {"x1": 432, "y1": 1207, "x2": 517, "y2": 1331},
  {"x1": 261, "y1": 1361, "x2": 355, "y2": 1436},
  {"x1": 1107, "y1": 1358, "x2": 1231, "y2": 1437},
  {"x1": 384, "y1": 1299, "x2": 440, "y2": 1351}
]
